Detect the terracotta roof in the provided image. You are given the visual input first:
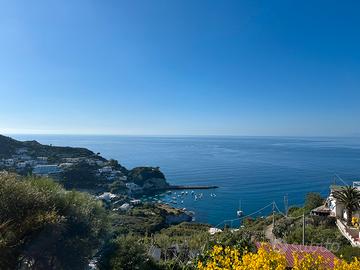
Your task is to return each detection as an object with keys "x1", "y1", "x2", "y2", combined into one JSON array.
[{"x1": 255, "y1": 242, "x2": 337, "y2": 269}]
